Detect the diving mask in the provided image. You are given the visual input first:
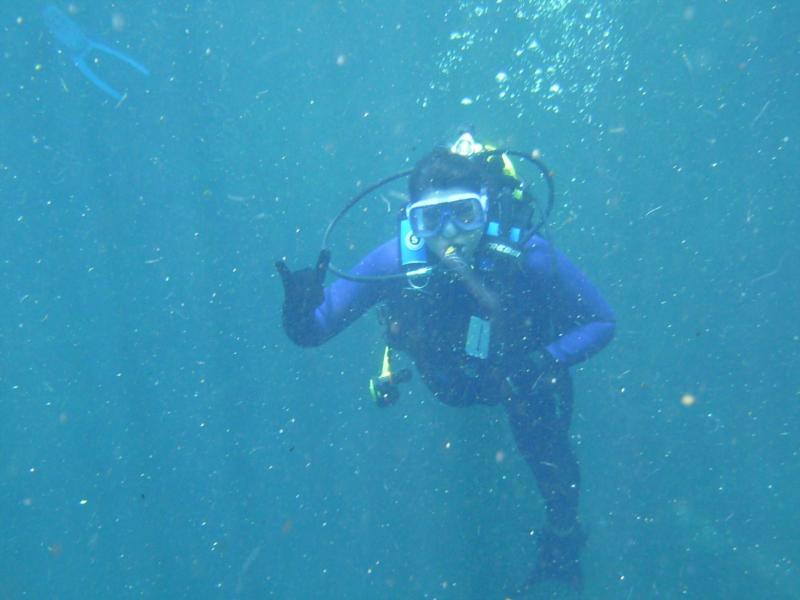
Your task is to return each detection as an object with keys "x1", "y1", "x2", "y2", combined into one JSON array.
[{"x1": 406, "y1": 190, "x2": 488, "y2": 239}]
